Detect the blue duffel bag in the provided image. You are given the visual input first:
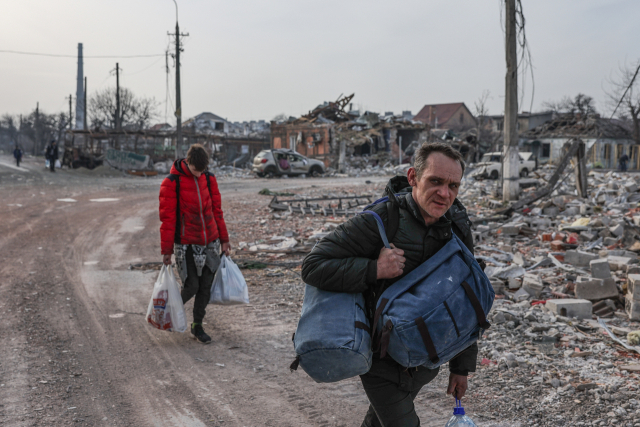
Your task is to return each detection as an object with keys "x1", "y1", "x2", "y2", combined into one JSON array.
[
  {"x1": 290, "y1": 285, "x2": 372, "y2": 383},
  {"x1": 365, "y1": 210, "x2": 494, "y2": 369}
]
